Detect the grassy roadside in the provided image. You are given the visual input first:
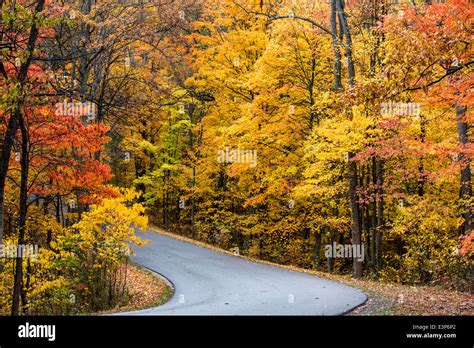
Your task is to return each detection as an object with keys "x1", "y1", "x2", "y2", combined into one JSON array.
[{"x1": 149, "y1": 225, "x2": 473, "y2": 316}]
